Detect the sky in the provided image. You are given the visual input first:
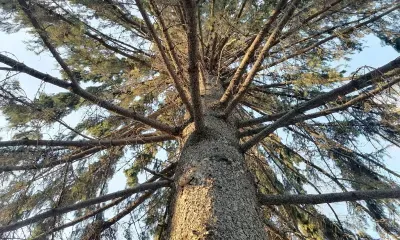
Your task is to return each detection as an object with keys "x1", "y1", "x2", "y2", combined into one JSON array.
[{"x1": 0, "y1": 29, "x2": 400, "y2": 239}]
